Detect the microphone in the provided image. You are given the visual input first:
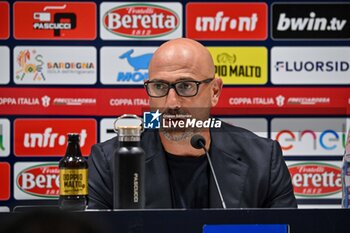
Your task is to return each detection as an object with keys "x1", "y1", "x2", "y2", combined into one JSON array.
[{"x1": 190, "y1": 135, "x2": 227, "y2": 209}]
